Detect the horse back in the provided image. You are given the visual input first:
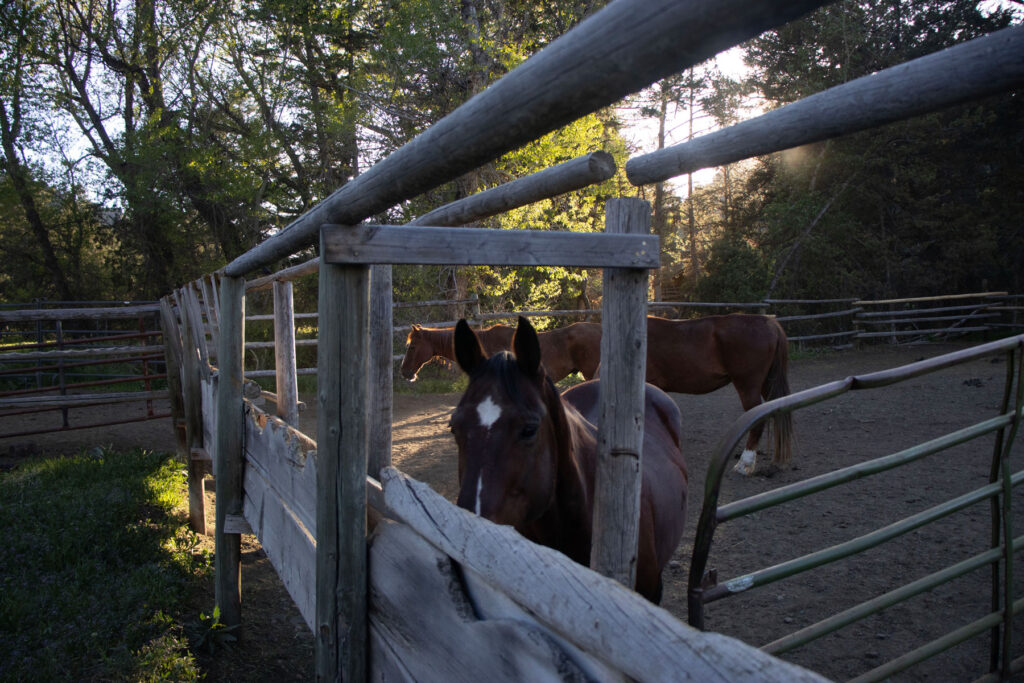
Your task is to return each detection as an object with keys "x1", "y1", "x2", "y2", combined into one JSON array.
[
  {"x1": 561, "y1": 381, "x2": 687, "y2": 513},
  {"x1": 562, "y1": 380, "x2": 688, "y2": 593}
]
